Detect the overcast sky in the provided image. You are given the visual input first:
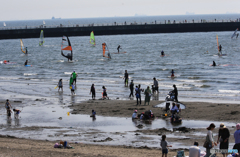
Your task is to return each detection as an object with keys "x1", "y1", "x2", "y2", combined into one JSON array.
[{"x1": 1, "y1": 0, "x2": 240, "y2": 21}]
